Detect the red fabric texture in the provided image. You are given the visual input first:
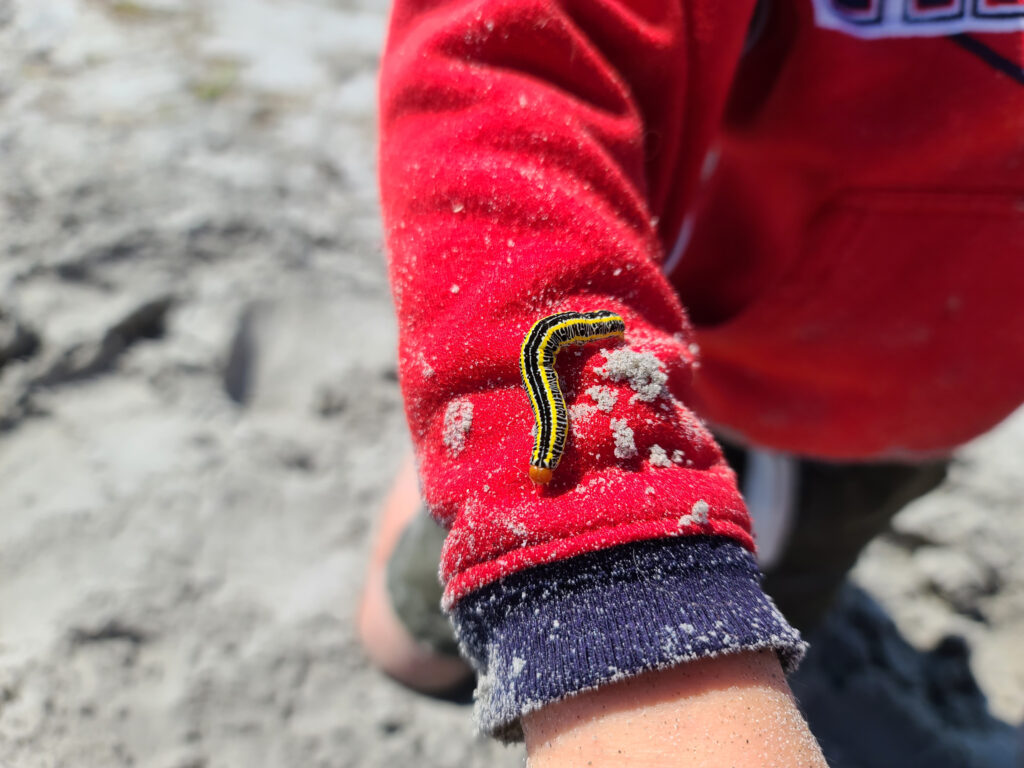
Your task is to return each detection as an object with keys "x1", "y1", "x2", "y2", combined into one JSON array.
[
  {"x1": 676, "y1": 0, "x2": 1024, "y2": 458},
  {"x1": 379, "y1": 0, "x2": 1024, "y2": 605}
]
